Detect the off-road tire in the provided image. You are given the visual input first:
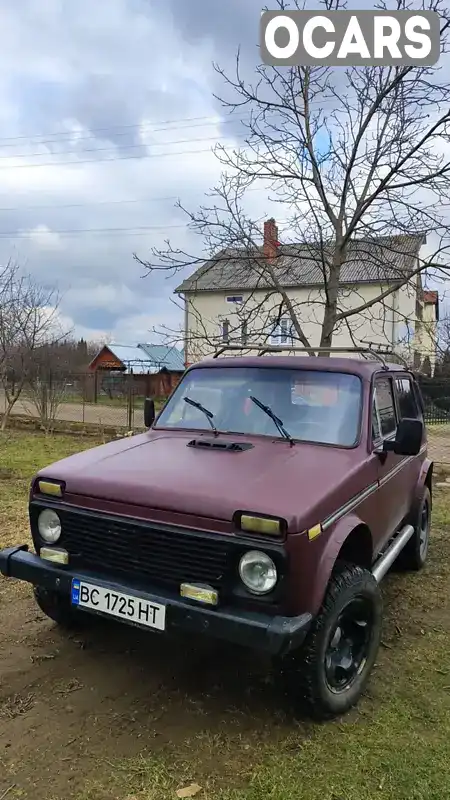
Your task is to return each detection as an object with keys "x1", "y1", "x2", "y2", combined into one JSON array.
[
  {"x1": 278, "y1": 562, "x2": 382, "y2": 720},
  {"x1": 397, "y1": 486, "x2": 431, "y2": 572},
  {"x1": 33, "y1": 586, "x2": 90, "y2": 630}
]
